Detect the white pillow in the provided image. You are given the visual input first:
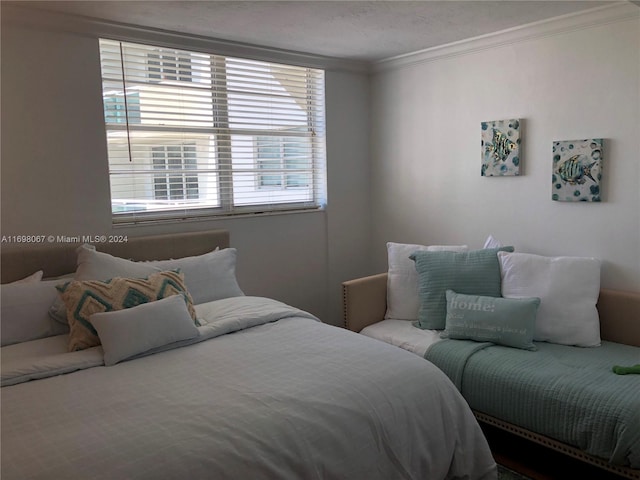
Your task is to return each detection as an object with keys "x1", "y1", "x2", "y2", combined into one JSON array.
[
  {"x1": 385, "y1": 242, "x2": 468, "y2": 320},
  {"x1": 483, "y1": 235, "x2": 504, "y2": 249},
  {"x1": 3, "y1": 270, "x2": 44, "y2": 285},
  {"x1": 74, "y1": 244, "x2": 244, "y2": 304},
  {"x1": 74, "y1": 244, "x2": 159, "y2": 280},
  {"x1": 90, "y1": 294, "x2": 200, "y2": 366},
  {"x1": 51, "y1": 245, "x2": 244, "y2": 323},
  {"x1": 151, "y1": 248, "x2": 244, "y2": 304},
  {"x1": 1, "y1": 279, "x2": 70, "y2": 346},
  {"x1": 498, "y1": 251, "x2": 601, "y2": 347}
]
